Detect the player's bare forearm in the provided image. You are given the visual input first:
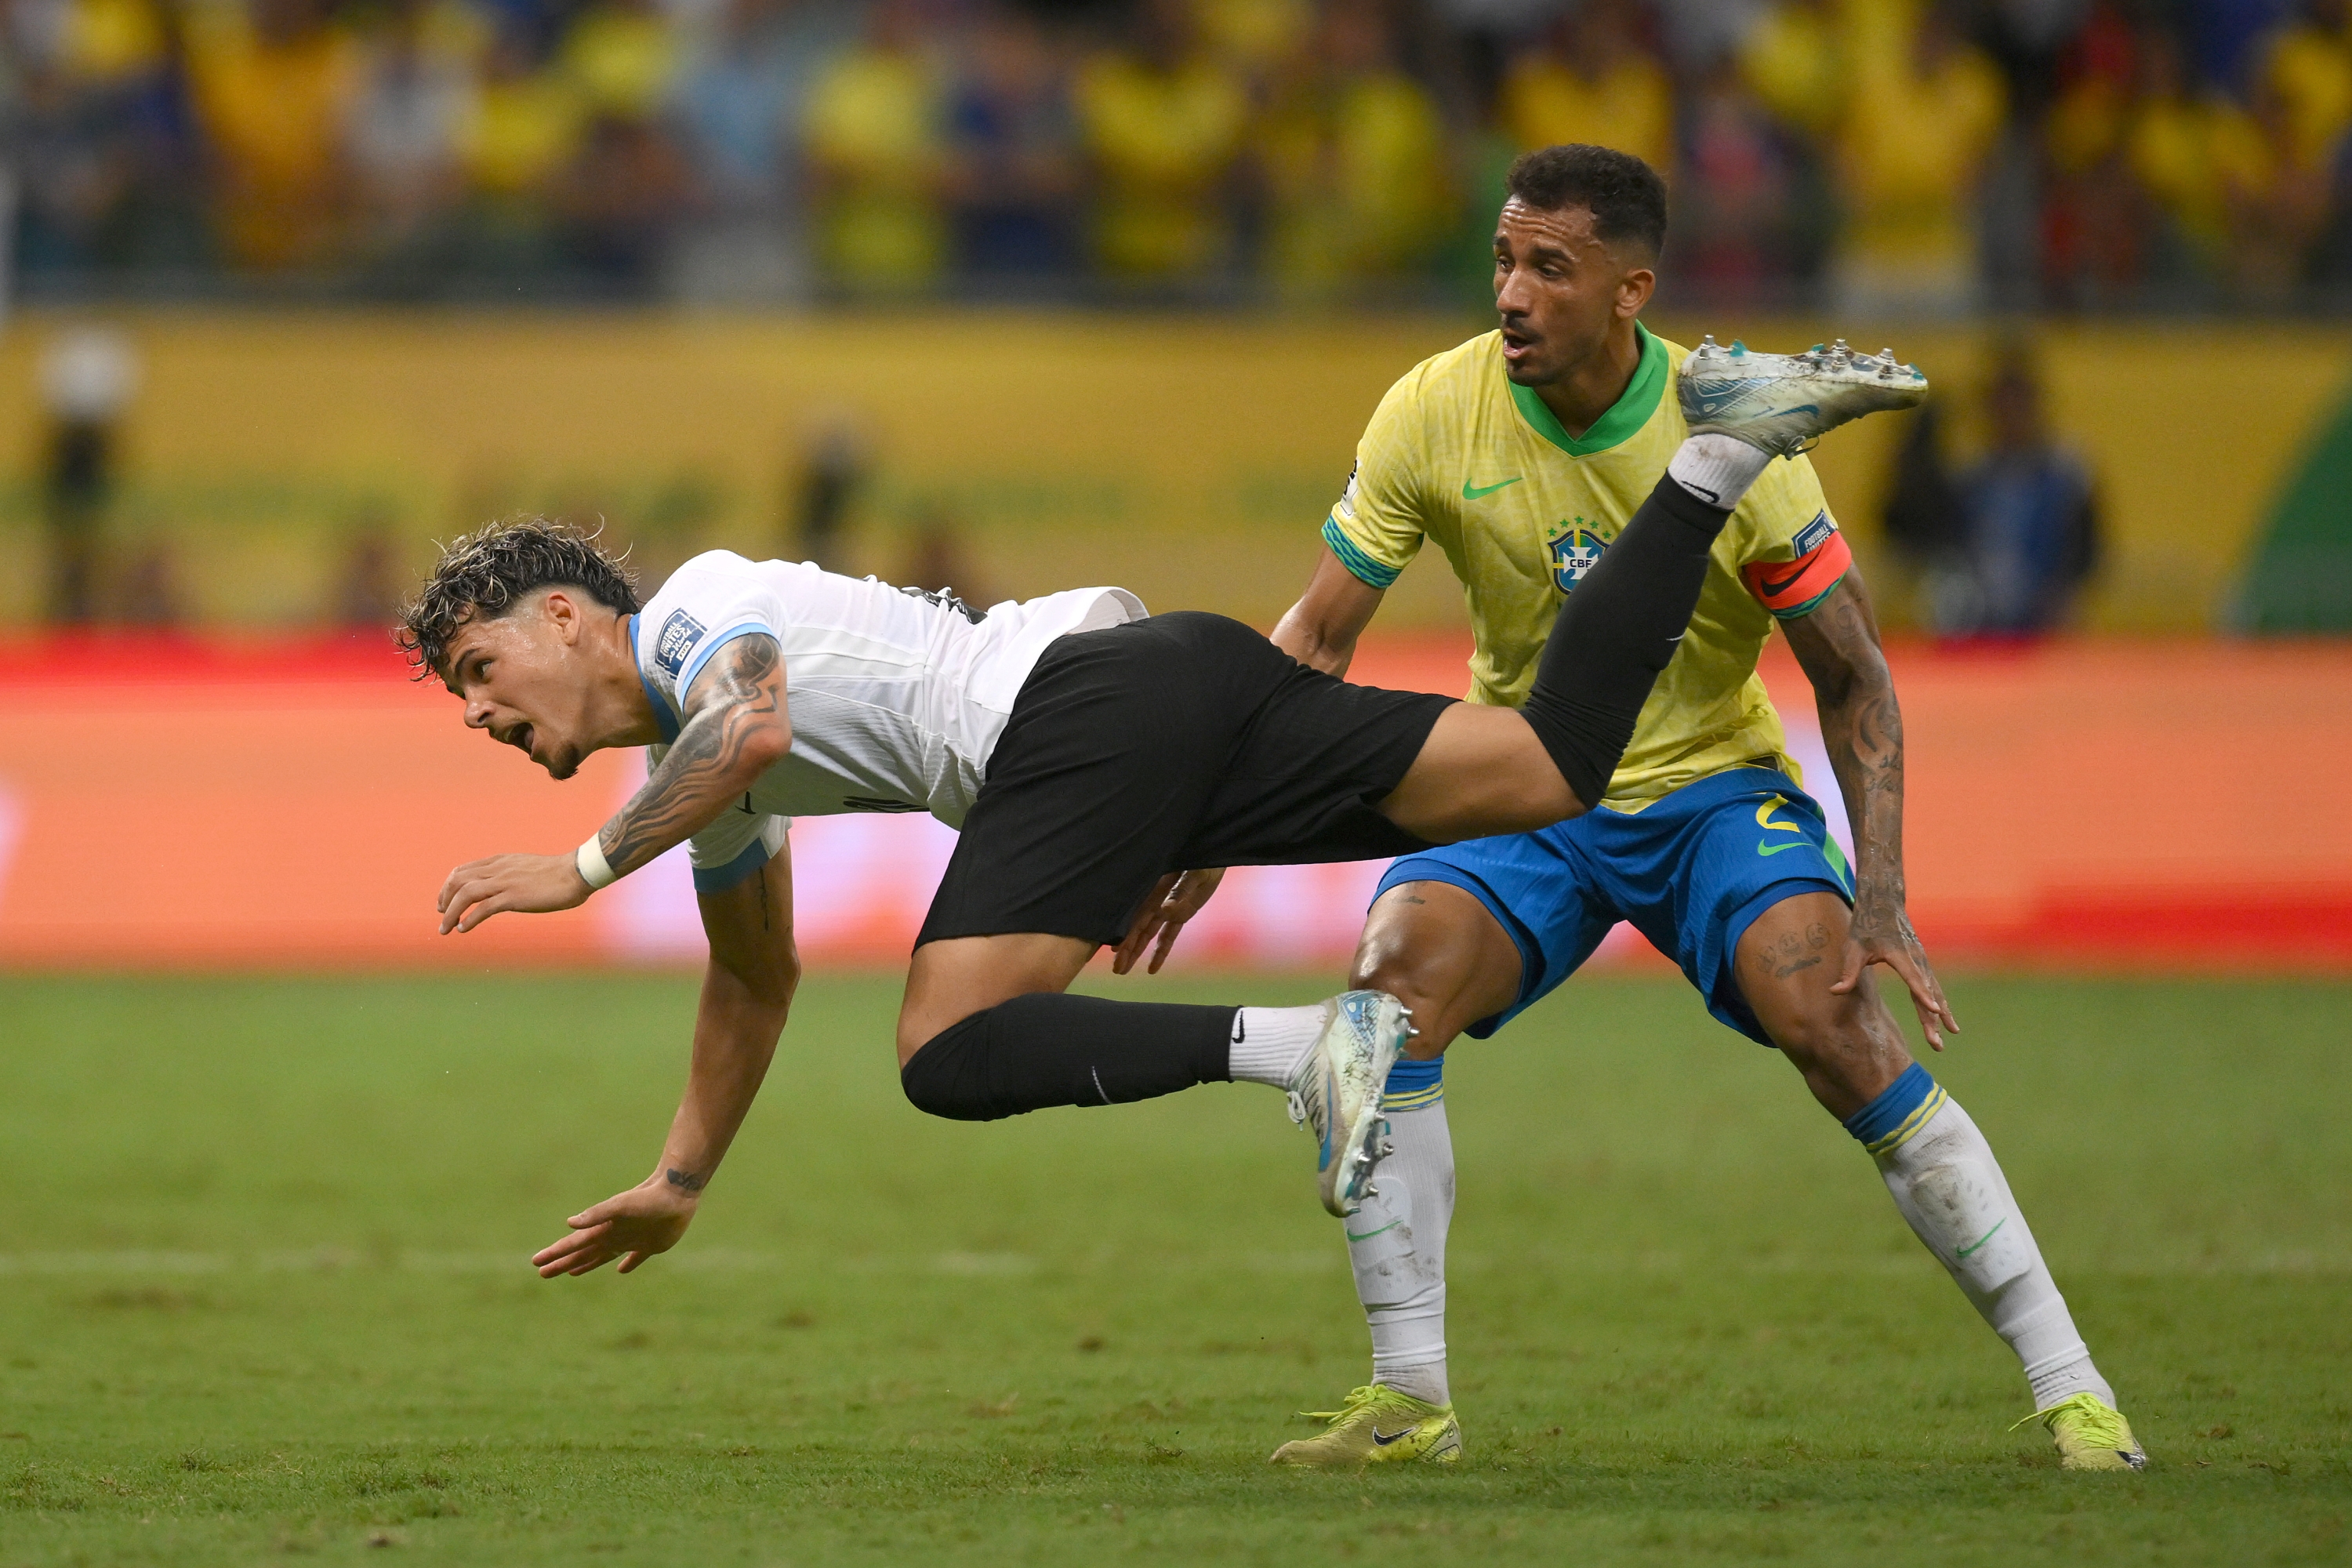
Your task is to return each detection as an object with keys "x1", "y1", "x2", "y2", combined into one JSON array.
[
  {"x1": 1786, "y1": 575, "x2": 1905, "y2": 906},
  {"x1": 532, "y1": 855, "x2": 797, "y2": 1278},
  {"x1": 664, "y1": 851, "x2": 799, "y2": 1187},
  {"x1": 1271, "y1": 547, "x2": 1385, "y2": 677},
  {"x1": 600, "y1": 634, "x2": 790, "y2": 877},
  {"x1": 1783, "y1": 571, "x2": 1956, "y2": 1044}
]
